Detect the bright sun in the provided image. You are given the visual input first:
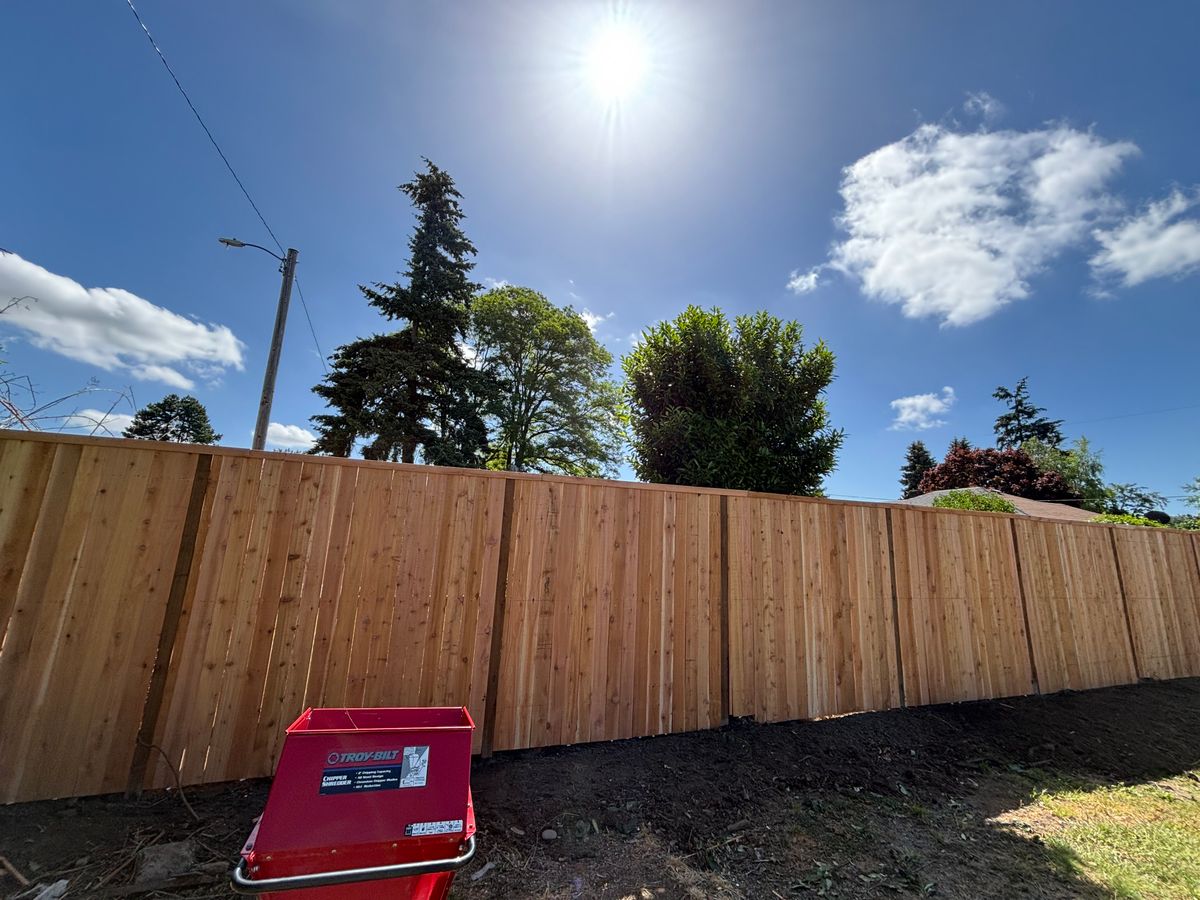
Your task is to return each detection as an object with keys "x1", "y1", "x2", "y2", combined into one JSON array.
[{"x1": 583, "y1": 23, "x2": 650, "y2": 103}]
